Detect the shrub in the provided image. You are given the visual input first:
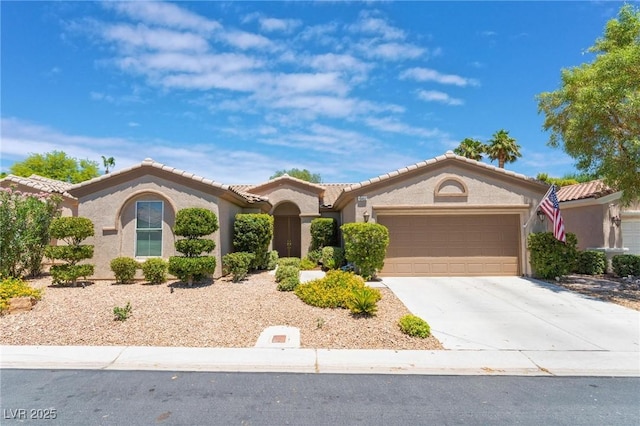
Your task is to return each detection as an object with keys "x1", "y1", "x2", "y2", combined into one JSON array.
[
  {"x1": 310, "y1": 218, "x2": 338, "y2": 249},
  {"x1": 295, "y1": 270, "x2": 367, "y2": 308},
  {"x1": 346, "y1": 287, "x2": 381, "y2": 316},
  {"x1": 306, "y1": 248, "x2": 322, "y2": 264},
  {"x1": 398, "y1": 314, "x2": 431, "y2": 338},
  {"x1": 233, "y1": 214, "x2": 274, "y2": 270},
  {"x1": 275, "y1": 265, "x2": 299, "y2": 283},
  {"x1": 45, "y1": 216, "x2": 95, "y2": 286},
  {"x1": 300, "y1": 258, "x2": 317, "y2": 270},
  {"x1": 612, "y1": 254, "x2": 640, "y2": 277},
  {"x1": 0, "y1": 188, "x2": 62, "y2": 278},
  {"x1": 110, "y1": 257, "x2": 138, "y2": 284},
  {"x1": 278, "y1": 257, "x2": 301, "y2": 268},
  {"x1": 321, "y1": 246, "x2": 344, "y2": 270},
  {"x1": 266, "y1": 251, "x2": 279, "y2": 270},
  {"x1": 141, "y1": 258, "x2": 168, "y2": 284},
  {"x1": 222, "y1": 252, "x2": 255, "y2": 282},
  {"x1": 113, "y1": 302, "x2": 132, "y2": 321},
  {"x1": 341, "y1": 223, "x2": 390, "y2": 280},
  {"x1": 277, "y1": 276, "x2": 300, "y2": 292},
  {"x1": 0, "y1": 277, "x2": 42, "y2": 313},
  {"x1": 527, "y1": 232, "x2": 578, "y2": 279},
  {"x1": 574, "y1": 250, "x2": 607, "y2": 275},
  {"x1": 169, "y1": 207, "x2": 218, "y2": 285}
]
